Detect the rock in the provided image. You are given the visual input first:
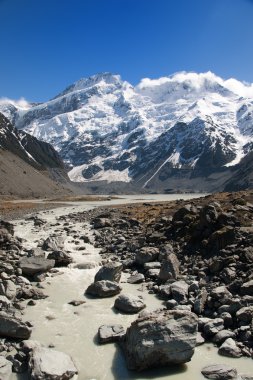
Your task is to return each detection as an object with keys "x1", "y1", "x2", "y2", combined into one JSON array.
[
  {"x1": 98, "y1": 324, "x2": 125, "y2": 343},
  {"x1": 0, "y1": 312, "x2": 31, "y2": 339},
  {"x1": 47, "y1": 250, "x2": 73, "y2": 267},
  {"x1": 27, "y1": 248, "x2": 45, "y2": 258},
  {"x1": 203, "y1": 318, "x2": 224, "y2": 337},
  {"x1": 194, "y1": 289, "x2": 207, "y2": 315},
  {"x1": 196, "y1": 332, "x2": 205, "y2": 345},
  {"x1": 127, "y1": 273, "x2": 145, "y2": 284},
  {"x1": 0, "y1": 356, "x2": 12, "y2": 380},
  {"x1": 19, "y1": 257, "x2": 55, "y2": 276},
  {"x1": 94, "y1": 262, "x2": 122, "y2": 283},
  {"x1": 0, "y1": 295, "x2": 11, "y2": 309},
  {"x1": 114, "y1": 294, "x2": 146, "y2": 314},
  {"x1": 159, "y1": 253, "x2": 180, "y2": 282},
  {"x1": 201, "y1": 364, "x2": 237, "y2": 379},
  {"x1": 236, "y1": 306, "x2": 253, "y2": 324},
  {"x1": 241, "y1": 280, "x2": 253, "y2": 296},
  {"x1": 212, "y1": 330, "x2": 236, "y2": 345},
  {"x1": 42, "y1": 236, "x2": 65, "y2": 251},
  {"x1": 170, "y1": 281, "x2": 189, "y2": 304},
  {"x1": 0, "y1": 279, "x2": 16, "y2": 300},
  {"x1": 85, "y1": 280, "x2": 122, "y2": 298},
  {"x1": 218, "y1": 338, "x2": 242, "y2": 358},
  {"x1": 143, "y1": 262, "x2": 161, "y2": 270},
  {"x1": 135, "y1": 247, "x2": 159, "y2": 265},
  {"x1": 68, "y1": 300, "x2": 86, "y2": 306},
  {"x1": 210, "y1": 286, "x2": 232, "y2": 305},
  {"x1": 123, "y1": 310, "x2": 198, "y2": 370},
  {"x1": 93, "y1": 218, "x2": 111, "y2": 229},
  {"x1": 29, "y1": 346, "x2": 78, "y2": 380}
]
